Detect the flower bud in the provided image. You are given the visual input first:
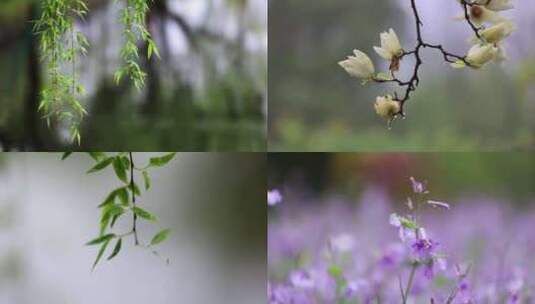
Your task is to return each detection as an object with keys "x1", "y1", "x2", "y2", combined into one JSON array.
[
  {"x1": 469, "y1": 5, "x2": 507, "y2": 25},
  {"x1": 466, "y1": 44, "x2": 498, "y2": 68},
  {"x1": 373, "y1": 28, "x2": 403, "y2": 61},
  {"x1": 338, "y1": 49, "x2": 375, "y2": 79},
  {"x1": 475, "y1": 0, "x2": 513, "y2": 11},
  {"x1": 479, "y1": 21, "x2": 514, "y2": 44},
  {"x1": 374, "y1": 95, "x2": 400, "y2": 120}
]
